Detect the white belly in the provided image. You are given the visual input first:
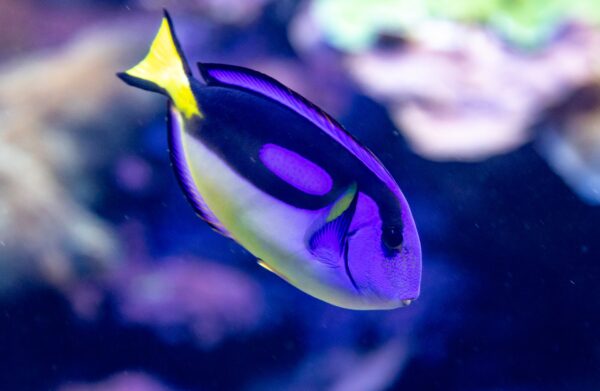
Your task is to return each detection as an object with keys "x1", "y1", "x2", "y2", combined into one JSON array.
[{"x1": 182, "y1": 132, "x2": 356, "y2": 300}]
